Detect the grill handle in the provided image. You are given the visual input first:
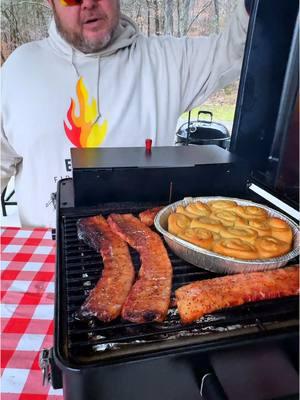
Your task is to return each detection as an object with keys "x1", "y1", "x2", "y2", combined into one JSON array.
[
  {"x1": 199, "y1": 372, "x2": 227, "y2": 400},
  {"x1": 197, "y1": 111, "x2": 213, "y2": 123},
  {"x1": 39, "y1": 348, "x2": 63, "y2": 389}
]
